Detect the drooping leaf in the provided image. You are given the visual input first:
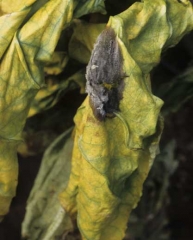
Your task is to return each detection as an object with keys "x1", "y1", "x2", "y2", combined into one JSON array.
[
  {"x1": 27, "y1": 21, "x2": 103, "y2": 118},
  {"x1": 44, "y1": 51, "x2": 69, "y2": 76},
  {"x1": 128, "y1": 140, "x2": 178, "y2": 240},
  {"x1": 59, "y1": 1, "x2": 193, "y2": 240},
  {"x1": 0, "y1": 0, "x2": 73, "y2": 216},
  {"x1": 69, "y1": 20, "x2": 106, "y2": 64},
  {"x1": 73, "y1": 0, "x2": 106, "y2": 18},
  {"x1": 22, "y1": 128, "x2": 73, "y2": 240},
  {"x1": 28, "y1": 69, "x2": 86, "y2": 117},
  {"x1": 0, "y1": 0, "x2": 106, "y2": 216}
]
